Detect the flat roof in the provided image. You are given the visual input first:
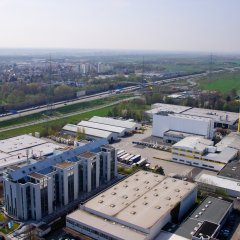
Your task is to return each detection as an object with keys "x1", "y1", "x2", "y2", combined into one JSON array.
[
  {"x1": 175, "y1": 218, "x2": 201, "y2": 239},
  {"x1": 55, "y1": 161, "x2": 75, "y2": 169},
  {"x1": 193, "y1": 221, "x2": 219, "y2": 239},
  {"x1": 196, "y1": 173, "x2": 240, "y2": 193},
  {"x1": 204, "y1": 147, "x2": 238, "y2": 164},
  {"x1": 218, "y1": 160, "x2": 240, "y2": 181},
  {"x1": 156, "y1": 112, "x2": 212, "y2": 122},
  {"x1": 155, "y1": 232, "x2": 188, "y2": 240},
  {"x1": 148, "y1": 103, "x2": 239, "y2": 125},
  {"x1": 188, "y1": 196, "x2": 232, "y2": 224},
  {"x1": 216, "y1": 132, "x2": 240, "y2": 152},
  {"x1": 173, "y1": 136, "x2": 213, "y2": 152},
  {"x1": 89, "y1": 116, "x2": 138, "y2": 129},
  {"x1": 148, "y1": 103, "x2": 191, "y2": 115},
  {"x1": 63, "y1": 124, "x2": 115, "y2": 139},
  {"x1": 84, "y1": 171, "x2": 196, "y2": 230},
  {"x1": 175, "y1": 196, "x2": 232, "y2": 239},
  {"x1": 7, "y1": 138, "x2": 108, "y2": 181},
  {"x1": 0, "y1": 135, "x2": 47, "y2": 153},
  {"x1": 29, "y1": 172, "x2": 47, "y2": 180},
  {"x1": 78, "y1": 121, "x2": 126, "y2": 134},
  {"x1": 0, "y1": 152, "x2": 11, "y2": 160},
  {"x1": 78, "y1": 151, "x2": 97, "y2": 159},
  {"x1": 67, "y1": 210, "x2": 147, "y2": 240},
  {"x1": 183, "y1": 107, "x2": 239, "y2": 125}
]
